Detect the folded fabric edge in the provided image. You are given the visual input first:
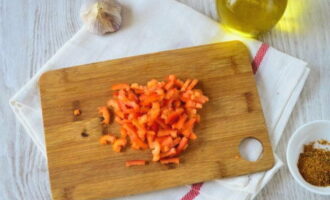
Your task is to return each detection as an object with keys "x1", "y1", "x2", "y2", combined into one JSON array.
[
  {"x1": 272, "y1": 67, "x2": 310, "y2": 147},
  {"x1": 250, "y1": 155, "x2": 284, "y2": 200},
  {"x1": 9, "y1": 102, "x2": 47, "y2": 157},
  {"x1": 267, "y1": 57, "x2": 309, "y2": 140}
]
